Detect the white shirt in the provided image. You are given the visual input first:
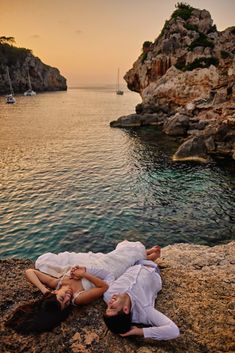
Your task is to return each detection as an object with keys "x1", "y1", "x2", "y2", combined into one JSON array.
[{"x1": 104, "y1": 261, "x2": 180, "y2": 341}]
